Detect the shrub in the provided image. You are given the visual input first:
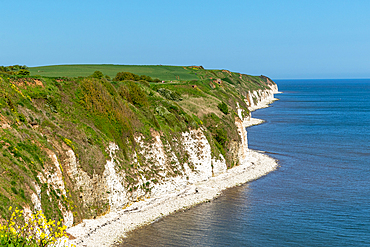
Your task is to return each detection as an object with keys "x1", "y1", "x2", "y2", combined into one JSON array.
[
  {"x1": 90, "y1": 71, "x2": 104, "y2": 79},
  {"x1": 214, "y1": 128, "x2": 228, "y2": 146},
  {"x1": 0, "y1": 65, "x2": 28, "y2": 75},
  {"x1": 157, "y1": 88, "x2": 182, "y2": 101},
  {"x1": 155, "y1": 106, "x2": 170, "y2": 117},
  {"x1": 221, "y1": 77, "x2": 232, "y2": 84},
  {"x1": 5, "y1": 95, "x2": 16, "y2": 112},
  {"x1": 0, "y1": 66, "x2": 9, "y2": 72},
  {"x1": 0, "y1": 206, "x2": 75, "y2": 247},
  {"x1": 214, "y1": 139, "x2": 226, "y2": 157},
  {"x1": 46, "y1": 95, "x2": 58, "y2": 113},
  {"x1": 114, "y1": 72, "x2": 155, "y2": 82},
  {"x1": 119, "y1": 82, "x2": 148, "y2": 107},
  {"x1": 114, "y1": 72, "x2": 140, "y2": 81},
  {"x1": 17, "y1": 69, "x2": 30, "y2": 76},
  {"x1": 140, "y1": 75, "x2": 153, "y2": 82},
  {"x1": 118, "y1": 85, "x2": 130, "y2": 101},
  {"x1": 18, "y1": 113, "x2": 26, "y2": 122},
  {"x1": 217, "y1": 101, "x2": 228, "y2": 114}
]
